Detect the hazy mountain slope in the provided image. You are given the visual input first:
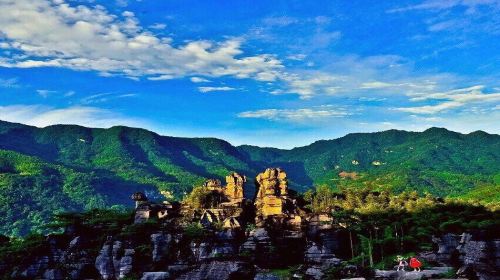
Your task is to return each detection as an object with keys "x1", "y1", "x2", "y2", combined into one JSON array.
[{"x1": 0, "y1": 120, "x2": 499, "y2": 235}]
